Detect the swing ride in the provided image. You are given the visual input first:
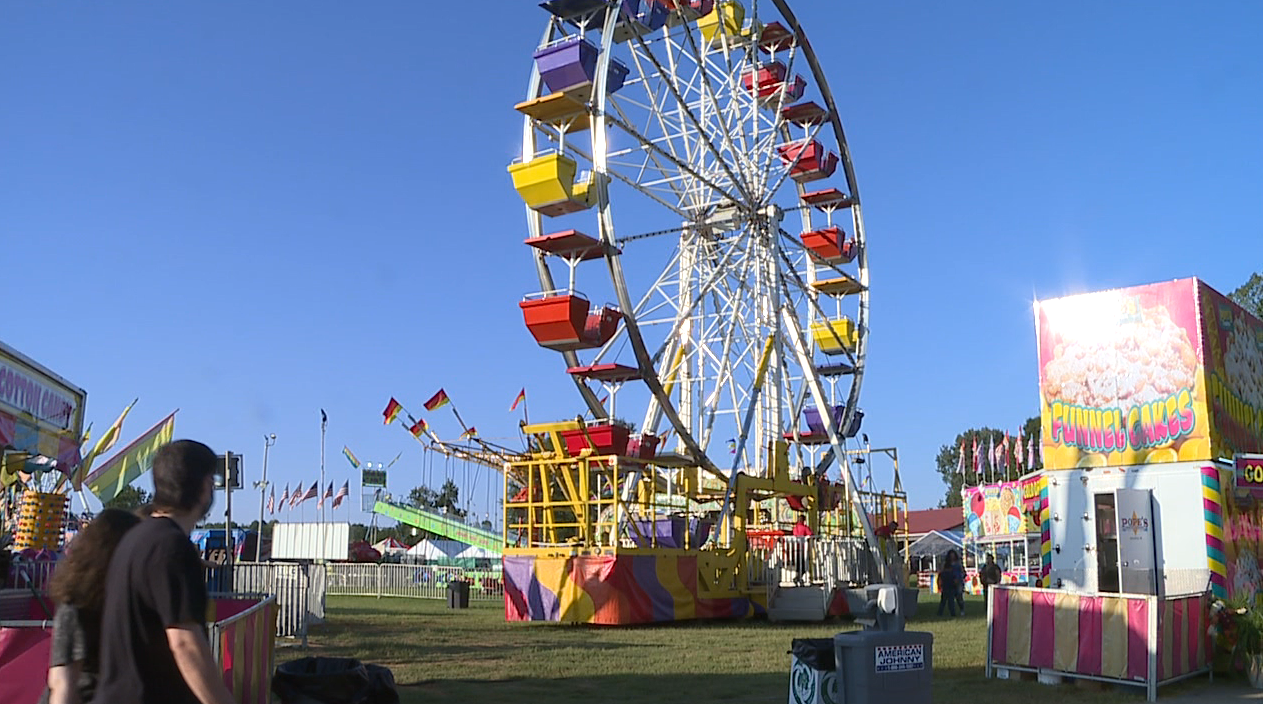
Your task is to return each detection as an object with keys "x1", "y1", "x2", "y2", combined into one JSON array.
[{"x1": 502, "y1": 0, "x2": 907, "y2": 624}]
